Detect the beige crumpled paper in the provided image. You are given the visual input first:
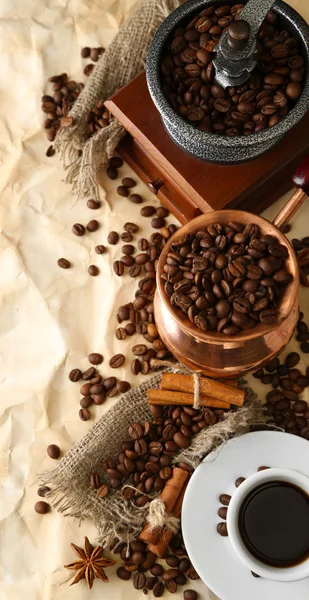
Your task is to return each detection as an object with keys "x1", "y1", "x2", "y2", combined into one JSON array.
[{"x1": 0, "y1": 1, "x2": 309, "y2": 599}]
